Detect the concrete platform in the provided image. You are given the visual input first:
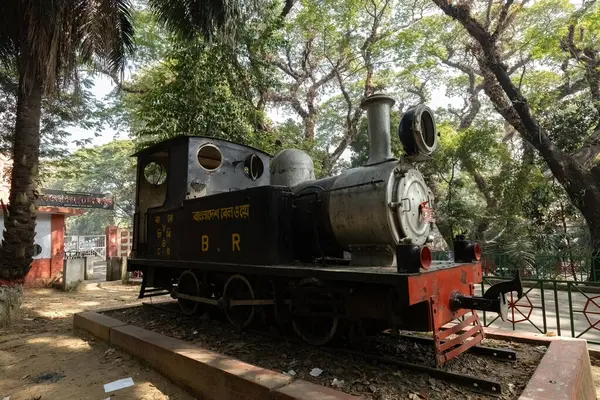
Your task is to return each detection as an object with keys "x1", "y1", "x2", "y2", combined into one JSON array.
[{"x1": 73, "y1": 309, "x2": 596, "y2": 400}]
